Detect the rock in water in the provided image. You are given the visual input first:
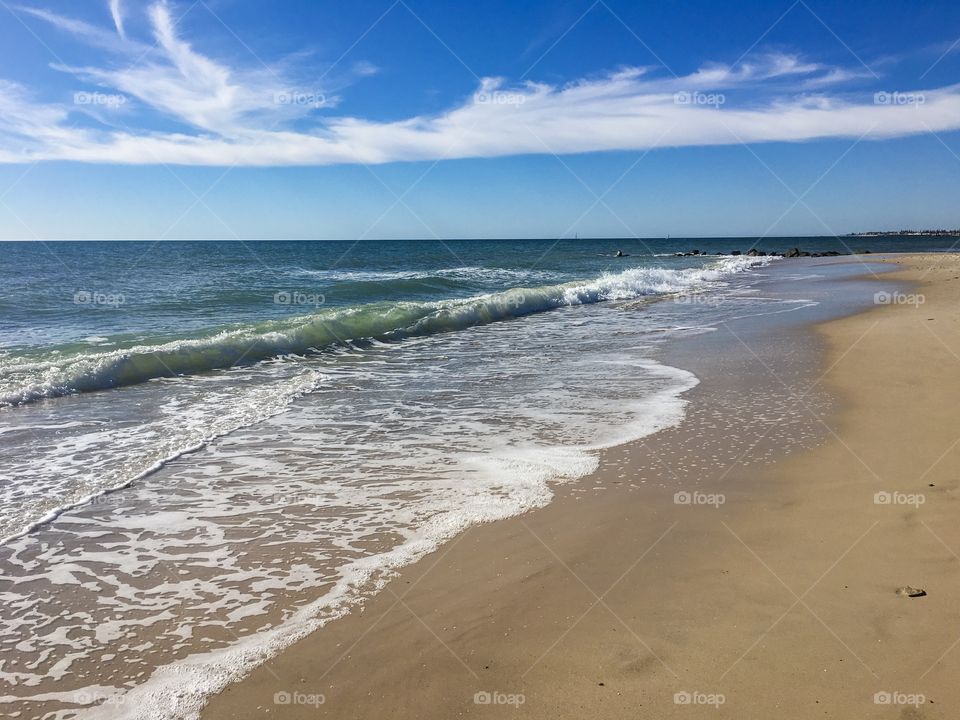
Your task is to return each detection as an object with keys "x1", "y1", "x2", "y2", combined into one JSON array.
[
  {"x1": 786, "y1": 247, "x2": 801, "y2": 257},
  {"x1": 896, "y1": 586, "x2": 927, "y2": 597}
]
